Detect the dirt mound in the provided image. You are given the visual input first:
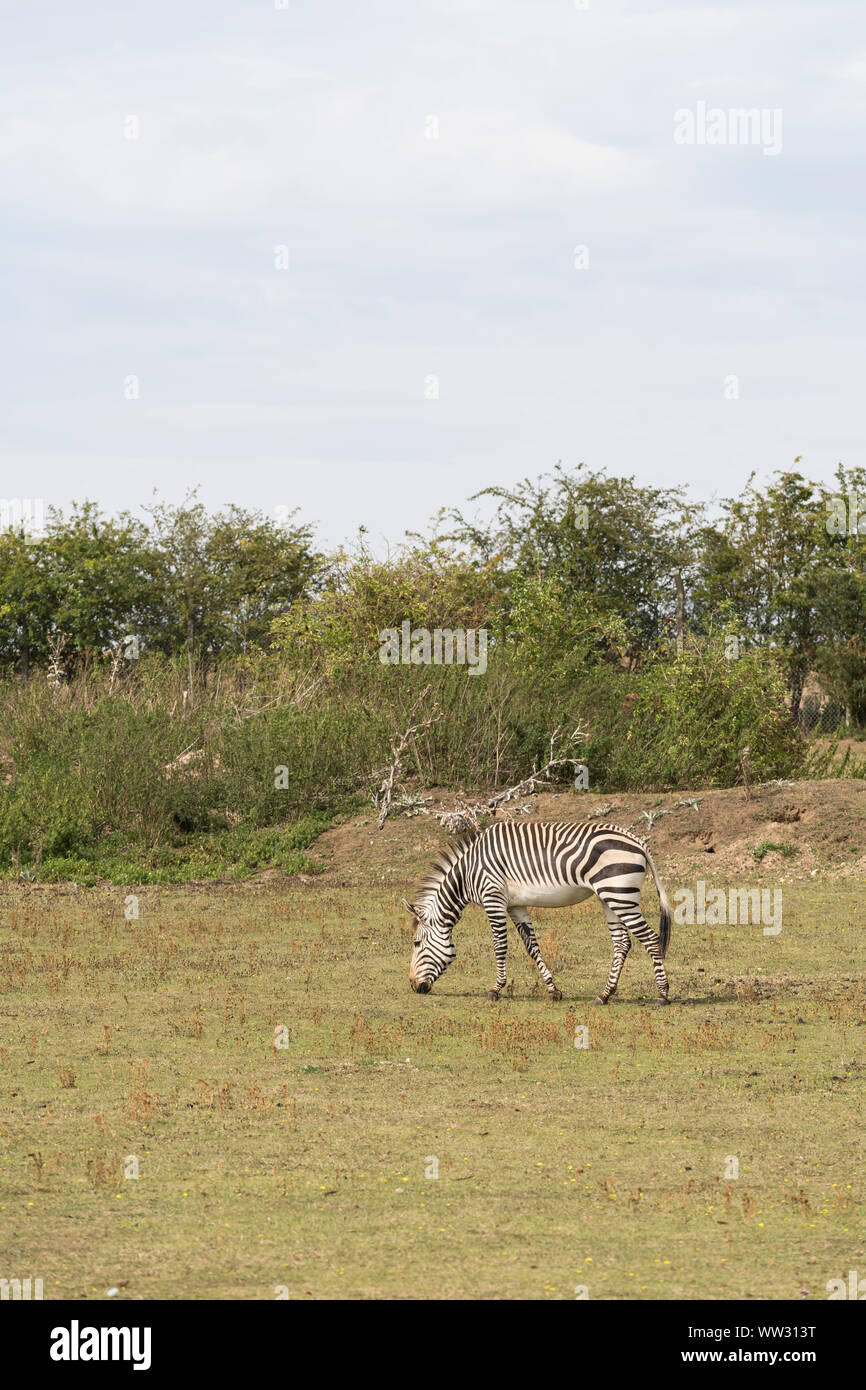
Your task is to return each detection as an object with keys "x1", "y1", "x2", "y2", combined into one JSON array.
[{"x1": 308, "y1": 779, "x2": 866, "y2": 890}]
